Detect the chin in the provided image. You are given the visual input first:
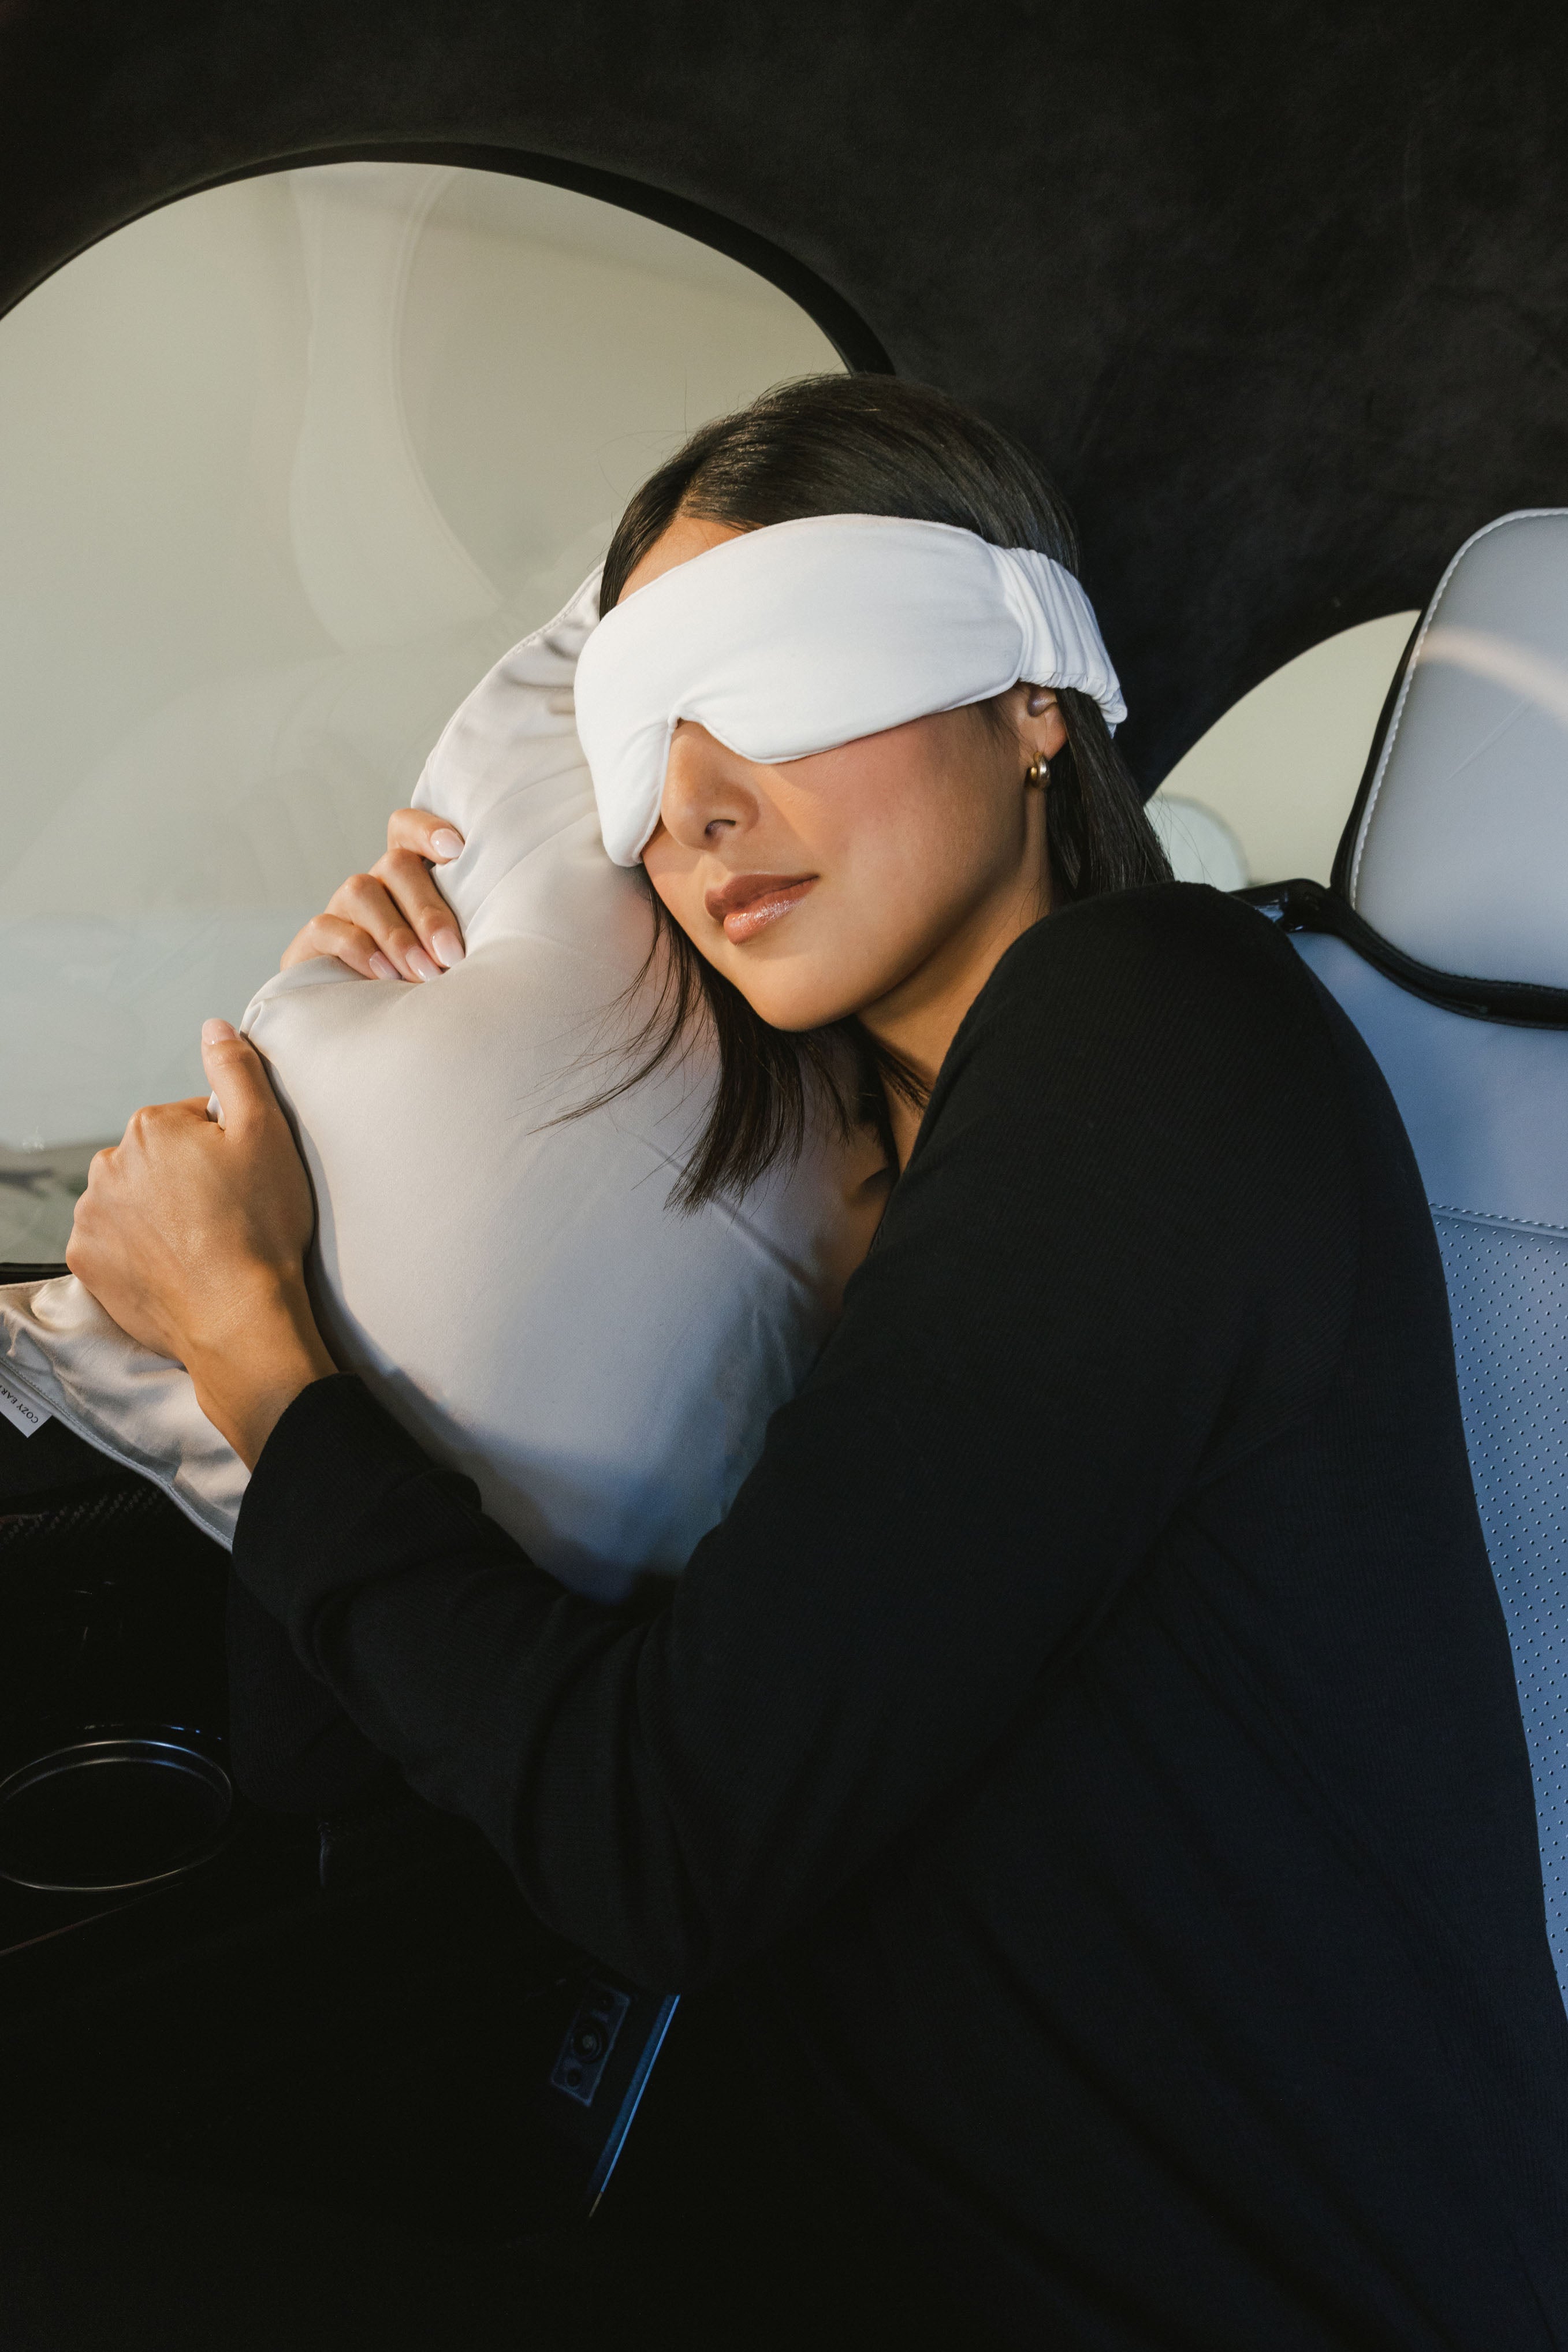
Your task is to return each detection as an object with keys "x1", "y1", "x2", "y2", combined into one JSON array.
[
  {"x1": 733, "y1": 984, "x2": 870, "y2": 1034},
  {"x1": 717, "y1": 939, "x2": 892, "y2": 1036}
]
